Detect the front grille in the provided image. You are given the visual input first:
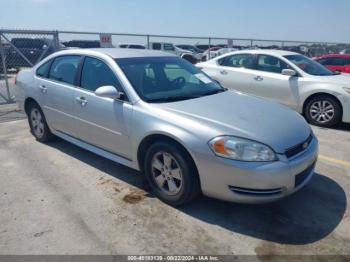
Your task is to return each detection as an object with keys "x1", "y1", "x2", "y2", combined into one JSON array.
[
  {"x1": 285, "y1": 134, "x2": 313, "y2": 158},
  {"x1": 295, "y1": 161, "x2": 316, "y2": 188},
  {"x1": 228, "y1": 185, "x2": 283, "y2": 196}
]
